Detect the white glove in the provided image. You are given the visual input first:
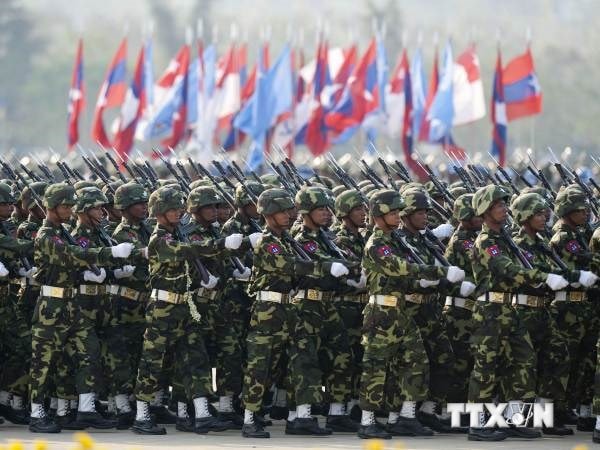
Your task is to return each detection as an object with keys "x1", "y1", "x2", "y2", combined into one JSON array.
[
  {"x1": 141, "y1": 247, "x2": 149, "y2": 259},
  {"x1": 446, "y1": 266, "x2": 465, "y2": 283},
  {"x1": 83, "y1": 268, "x2": 107, "y2": 283},
  {"x1": 201, "y1": 274, "x2": 219, "y2": 289},
  {"x1": 111, "y1": 242, "x2": 134, "y2": 258},
  {"x1": 233, "y1": 266, "x2": 252, "y2": 280},
  {"x1": 432, "y1": 223, "x2": 455, "y2": 240},
  {"x1": 329, "y1": 262, "x2": 349, "y2": 278},
  {"x1": 224, "y1": 233, "x2": 244, "y2": 250},
  {"x1": 346, "y1": 270, "x2": 367, "y2": 289},
  {"x1": 249, "y1": 232, "x2": 263, "y2": 249},
  {"x1": 460, "y1": 281, "x2": 477, "y2": 297},
  {"x1": 578, "y1": 270, "x2": 599, "y2": 288},
  {"x1": 545, "y1": 273, "x2": 569, "y2": 291},
  {"x1": 0, "y1": 261, "x2": 9, "y2": 277},
  {"x1": 114, "y1": 265, "x2": 135, "y2": 279},
  {"x1": 419, "y1": 279, "x2": 440, "y2": 288},
  {"x1": 18, "y1": 266, "x2": 37, "y2": 279}
]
